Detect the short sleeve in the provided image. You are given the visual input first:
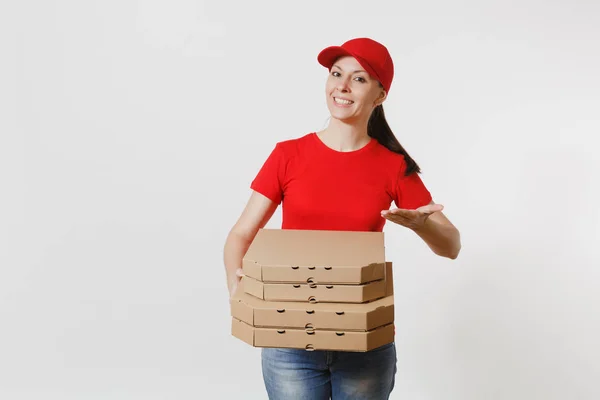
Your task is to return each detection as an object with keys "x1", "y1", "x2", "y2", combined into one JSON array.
[
  {"x1": 393, "y1": 165, "x2": 433, "y2": 210},
  {"x1": 250, "y1": 143, "x2": 286, "y2": 205}
]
